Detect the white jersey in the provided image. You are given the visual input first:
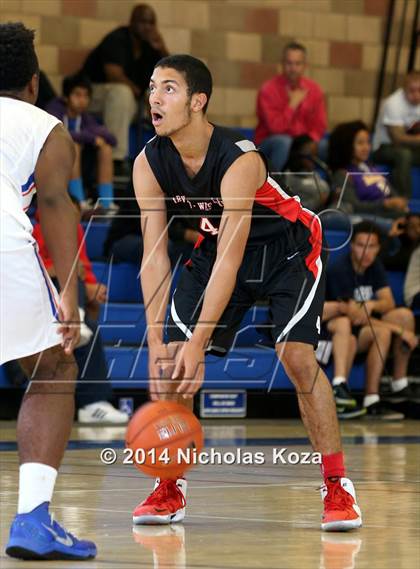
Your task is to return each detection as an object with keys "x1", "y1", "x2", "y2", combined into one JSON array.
[
  {"x1": 0, "y1": 97, "x2": 62, "y2": 364},
  {"x1": 0, "y1": 97, "x2": 60, "y2": 251}
]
